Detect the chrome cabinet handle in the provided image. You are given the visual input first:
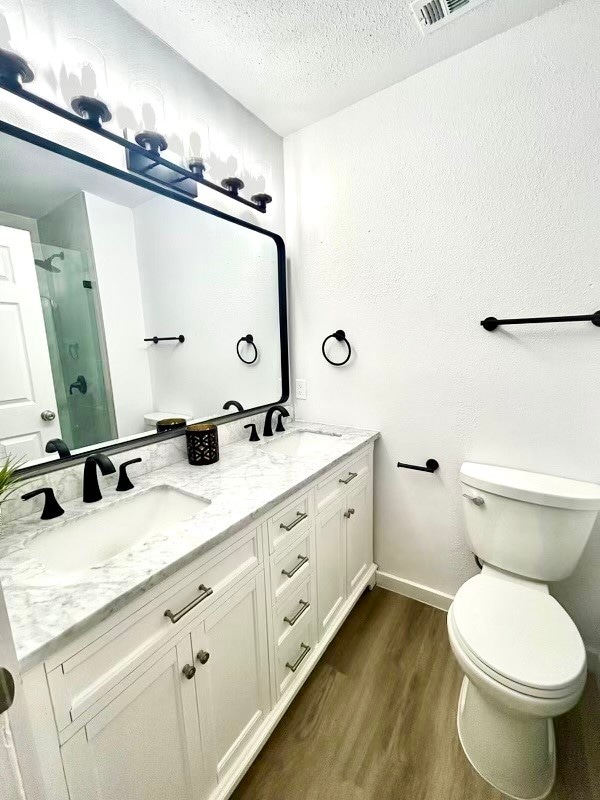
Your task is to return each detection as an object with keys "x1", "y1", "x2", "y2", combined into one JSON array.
[
  {"x1": 182, "y1": 664, "x2": 196, "y2": 680},
  {"x1": 40, "y1": 409, "x2": 56, "y2": 422},
  {"x1": 462, "y1": 493, "x2": 485, "y2": 506},
  {"x1": 343, "y1": 507, "x2": 356, "y2": 519},
  {"x1": 283, "y1": 599, "x2": 310, "y2": 626},
  {"x1": 286, "y1": 642, "x2": 311, "y2": 673},
  {"x1": 281, "y1": 554, "x2": 309, "y2": 578},
  {"x1": 339, "y1": 471, "x2": 358, "y2": 485},
  {"x1": 280, "y1": 511, "x2": 308, "y2": 531},
  {"x1": 164, "y1": 584, "x2": 213, "y2": 623},
  {"x1": 196, "y1": 650, "x2": 210, "y2": 665}
]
